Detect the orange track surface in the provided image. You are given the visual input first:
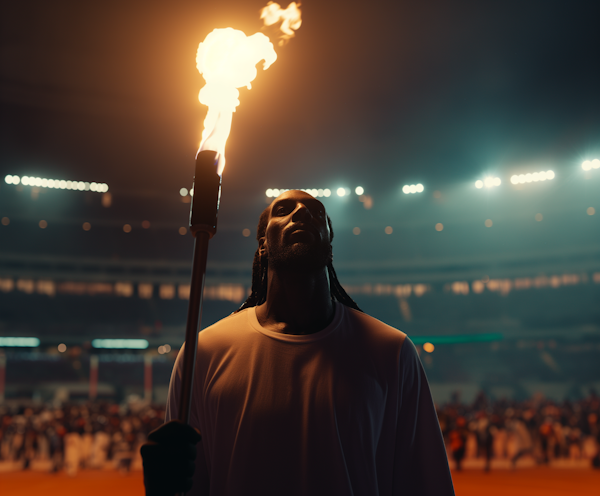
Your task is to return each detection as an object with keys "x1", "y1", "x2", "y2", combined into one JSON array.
[{"x1": 2, "y1": 468, "x2": 600, "y2": 496}]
